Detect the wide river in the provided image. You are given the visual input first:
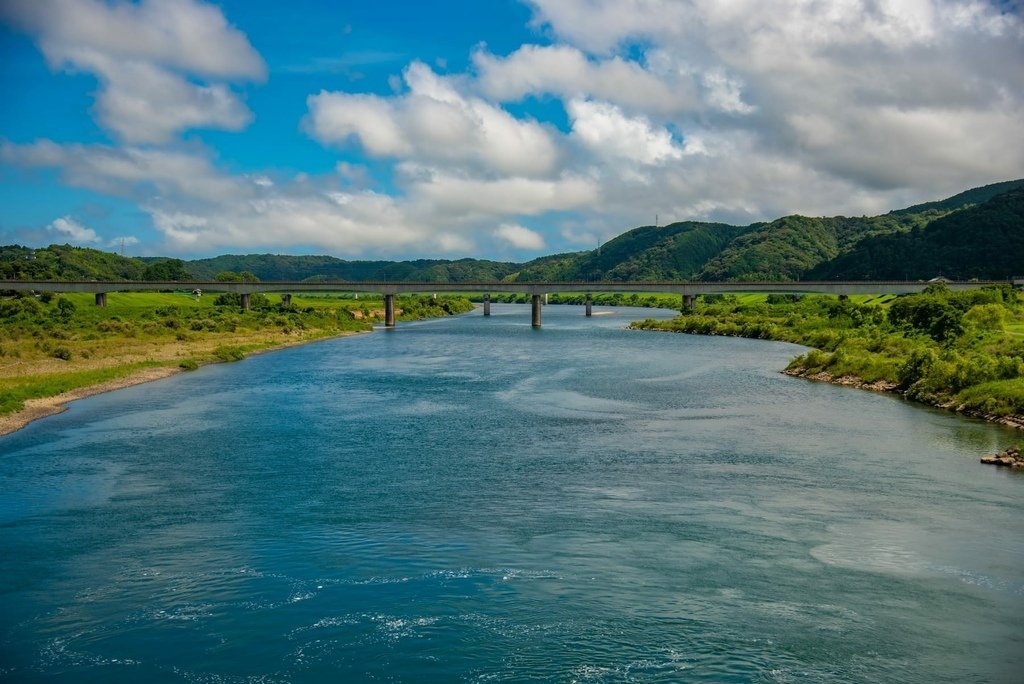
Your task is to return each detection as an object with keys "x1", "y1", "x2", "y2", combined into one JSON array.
[{"x1": 1, "y1": 304, "x2": 1022, "y2": 683}]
